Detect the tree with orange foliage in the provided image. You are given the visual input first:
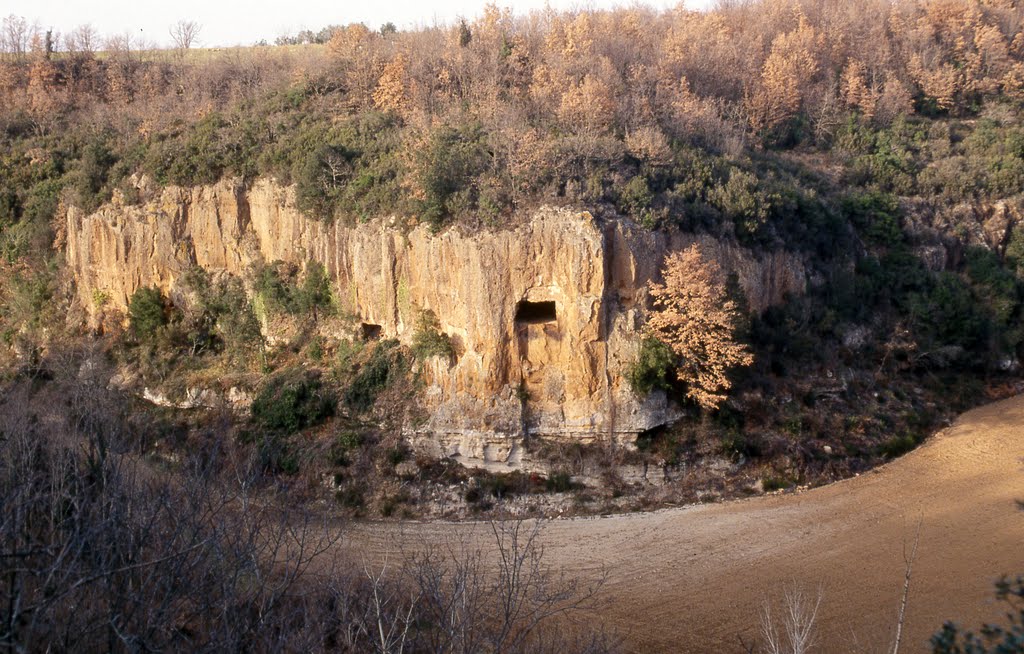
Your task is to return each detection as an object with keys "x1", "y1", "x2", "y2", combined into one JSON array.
[
  {"x1": 750, "y1": 12, "x2": 821, "y2": 131},
  {"x1": 840, "y1": 59, "x2": 879, "y2": 119},
  {"x1": 27, "y1": 57, "x2": 60, "y2": 117},
  {"x1": 373, "y1": 53, "x2": 409, "y2": 116},
  {"x1": 646, "y1": 244, "x2": 753, "y2": 410}
]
